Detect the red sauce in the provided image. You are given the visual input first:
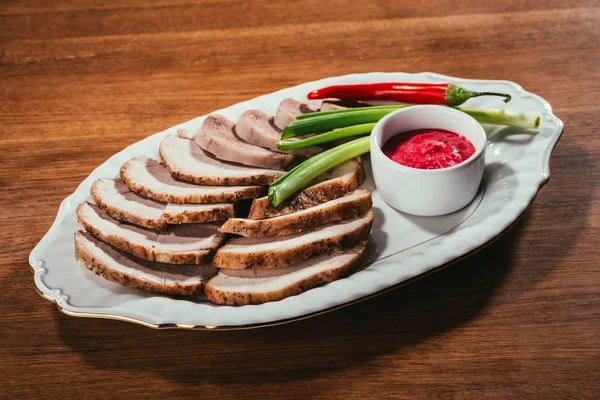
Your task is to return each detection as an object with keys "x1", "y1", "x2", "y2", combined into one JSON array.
[{"x1": 382, "y1": 129, "x2": 476, "y2": 170}]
